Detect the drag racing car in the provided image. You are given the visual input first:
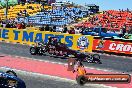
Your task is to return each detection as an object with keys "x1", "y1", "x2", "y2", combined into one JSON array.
[
  {"x1": 30, "y1": 37, "x2": 102, "y2": 64},
  {"x1": 0, "y1": 70, "x2": 26, "y2": 88}
]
